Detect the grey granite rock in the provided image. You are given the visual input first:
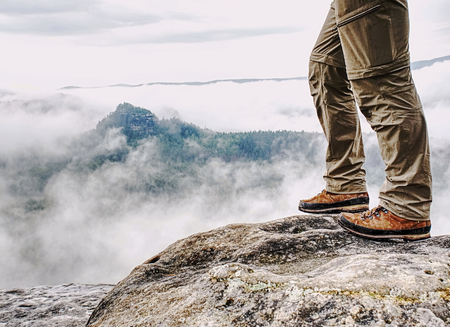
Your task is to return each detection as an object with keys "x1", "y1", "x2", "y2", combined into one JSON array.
[
  {"x1": 0, "y1": 284, "x2": 113, "y2": 327},
  {"x1": 86, "y1": 214, "x2": 450, "y2": 326}
]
